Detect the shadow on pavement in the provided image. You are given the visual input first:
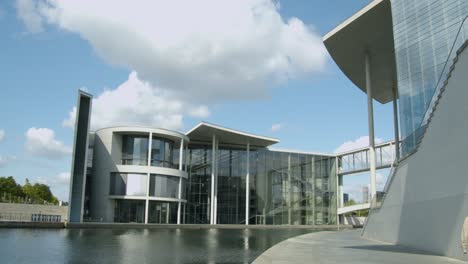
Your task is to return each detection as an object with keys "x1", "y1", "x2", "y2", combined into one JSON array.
[{"x1": 344, "y1": 245, "x2": 436, "y2": 256}]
